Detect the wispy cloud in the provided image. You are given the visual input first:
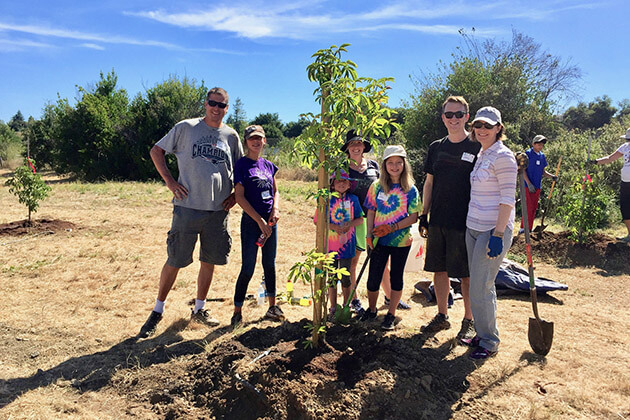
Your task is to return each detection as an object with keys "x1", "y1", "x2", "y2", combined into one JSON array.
[
  {"x1": 130, "y1": 0, "x2": 601, "y2": 40},
  {"x1": 0, "y1": 37, "x2": 53, "y2": 52},
  {"x1": 80, "y1": 43, "x2": 105, "y2": 50},
  {"x1": 0, "y1": 21, "x2": 241, "y2": 54}
]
